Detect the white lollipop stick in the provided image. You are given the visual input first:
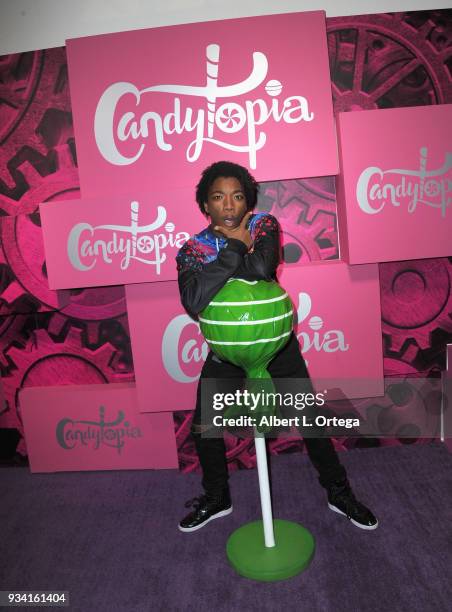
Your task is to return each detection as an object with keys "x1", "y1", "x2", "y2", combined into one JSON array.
[{"x1": 254, "y1": 432, "x2": 275, "y2": 548}]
